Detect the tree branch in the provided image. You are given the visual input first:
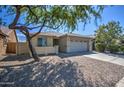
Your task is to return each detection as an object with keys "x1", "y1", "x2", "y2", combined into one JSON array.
[
  {"x1": 9, "y1": 6, "x2": 22, "y2": 29},
  {"x1": 30, "y1": 19, "x2": 46, "y2": 39},
  {"x1": 26, "y1": 6, "x2": 39, "y2": 23},
  {"x1": 44, "y1": 20, "x2": 64, "y2": 30},
  {"x1": 19, "y1": 29, "x2": 27, "y2": 35}
]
